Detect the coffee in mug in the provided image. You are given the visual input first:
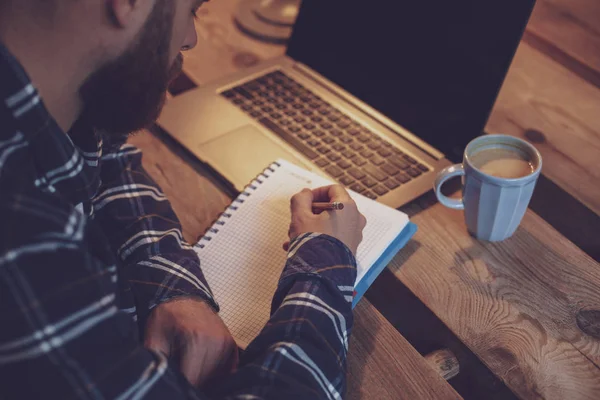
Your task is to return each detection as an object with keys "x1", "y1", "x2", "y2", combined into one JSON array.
[{"x1": 470, "y1": 147, "x2": 535, "y2": 179}]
